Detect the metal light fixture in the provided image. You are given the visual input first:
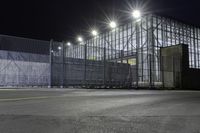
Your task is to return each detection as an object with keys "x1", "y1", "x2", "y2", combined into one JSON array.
[
  {"x1": 91, "y1": 30, "x2": 98, "y2": 36},
  {"x1": 77, "y1": 36, "x2": 83, "y2": 42},
  {"x1": 132, "y1": 10, "x2": 141, "y2": 19},
  {"x1": 109, "y1": 21, "x2": 117, "y2": 29},
  {"x1": 67, "y1": 42, "x2": 71, "y2": 46},
  {"x1": 58, "y1": 46, "x2": 62, "y2": 50}
]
